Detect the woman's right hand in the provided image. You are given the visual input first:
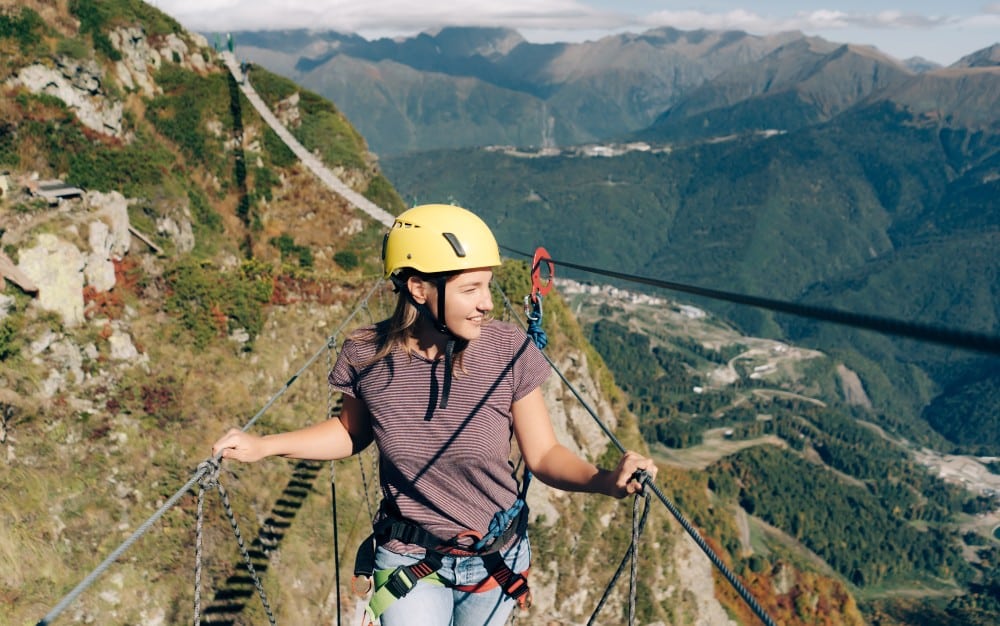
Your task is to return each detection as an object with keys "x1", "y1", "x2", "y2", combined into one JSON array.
[{"x1": 212, "y1": 428, "x2": 269, "y2": 463}]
